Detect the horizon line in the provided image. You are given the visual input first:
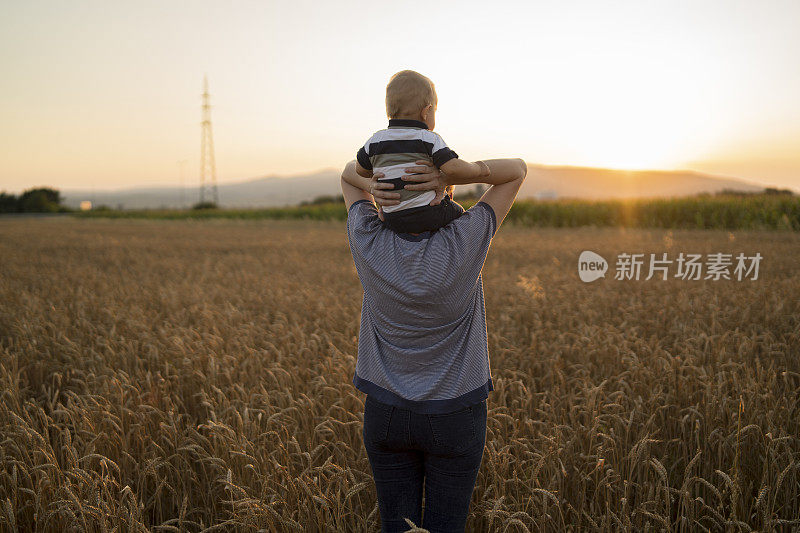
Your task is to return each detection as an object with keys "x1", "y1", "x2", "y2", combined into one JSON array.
[{"x1": 4, "y1": 162, "x2": 797, "y2": 195}]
